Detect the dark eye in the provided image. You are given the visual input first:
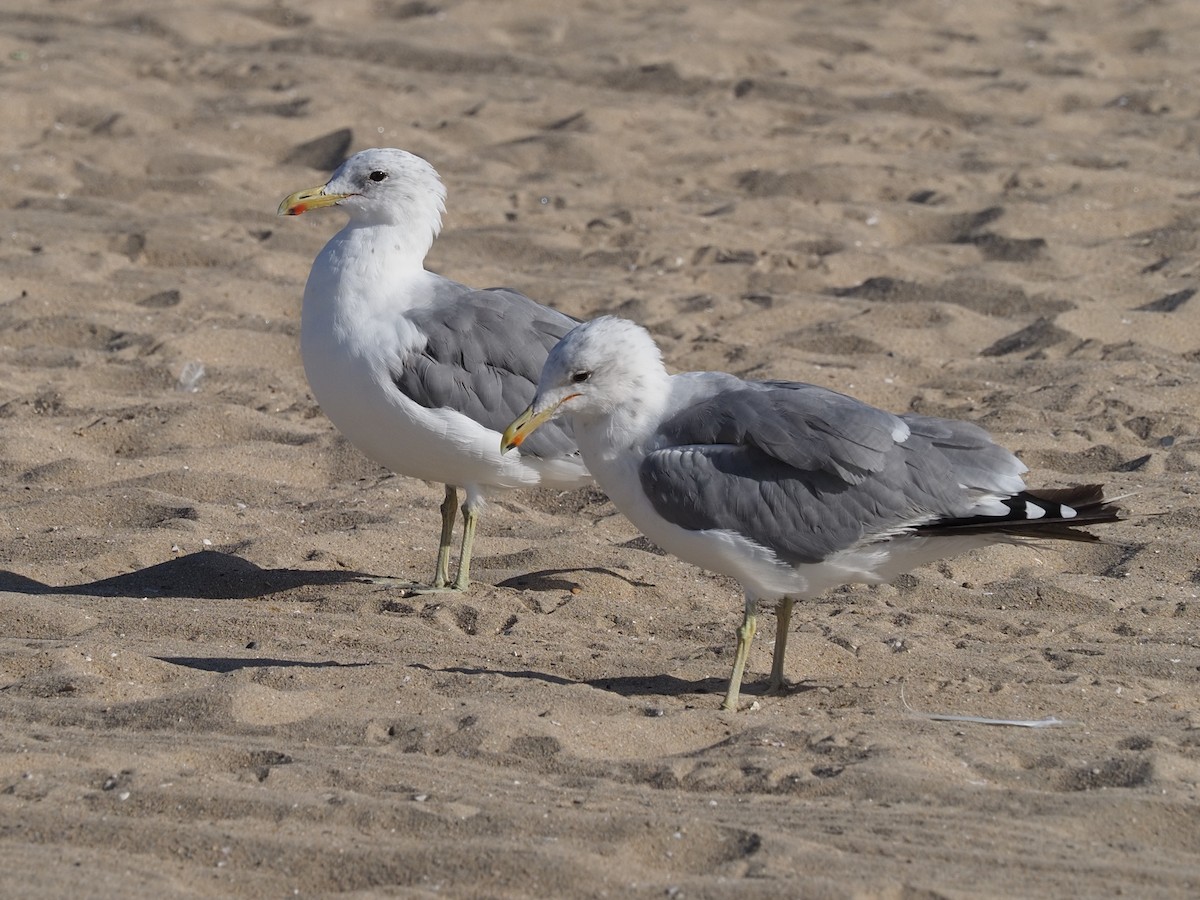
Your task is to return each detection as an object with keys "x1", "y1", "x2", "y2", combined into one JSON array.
[
  {"x1": 368, "y1": 170, "x2": 388, "y2": 182},
  {"x1": 571, "y1": 371, "x2": 591, "y2": 384}
]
